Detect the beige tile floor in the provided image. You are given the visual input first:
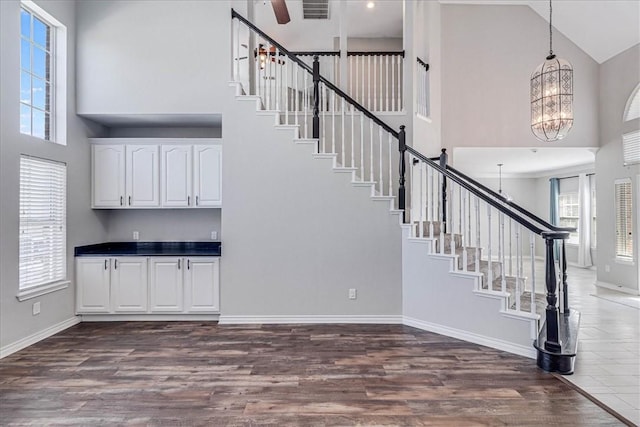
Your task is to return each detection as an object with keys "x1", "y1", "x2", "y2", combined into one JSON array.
[{"x1": 562, "y1": 266, "x2": 640, "y2": 425}]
